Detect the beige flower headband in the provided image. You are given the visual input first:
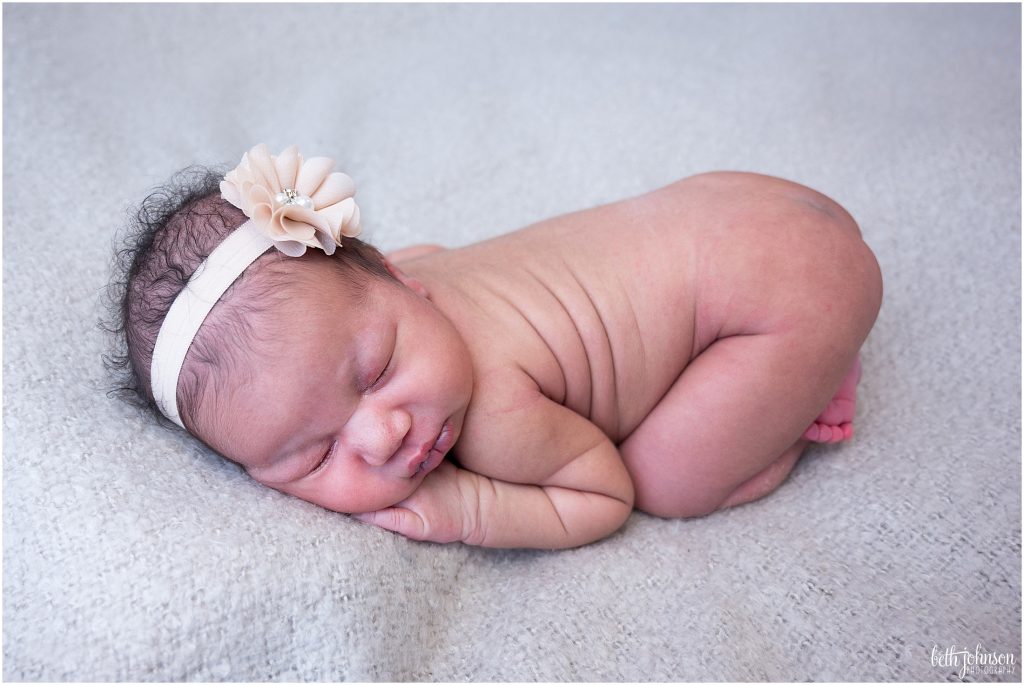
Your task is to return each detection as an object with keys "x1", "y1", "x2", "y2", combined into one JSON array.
[
  {"x1": 220, "y1": 143, "x2": 361, "y2": 256},
  {"x1": 151, "y1": 144, "x2": 362, "y2": 427}
]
